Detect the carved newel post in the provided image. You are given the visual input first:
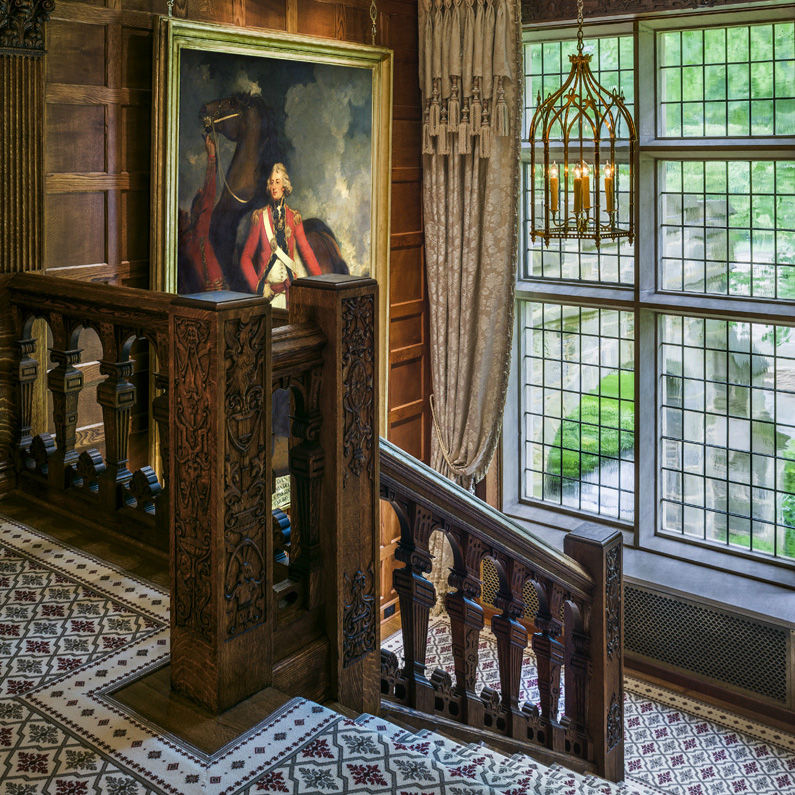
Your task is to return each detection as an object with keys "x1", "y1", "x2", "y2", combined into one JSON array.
[
  {"x1": 168, "y1": 294, "x2": 272, "y2": 713},
  {"x1": 290, "y1": 275, "x2": 380, "y2": 715},
  {"x1": 0, "y1": 0, "x2": 53, "y2": 492},
  {"x1": 564, "y1": 525, "x2": 624, "y2": 782}
]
